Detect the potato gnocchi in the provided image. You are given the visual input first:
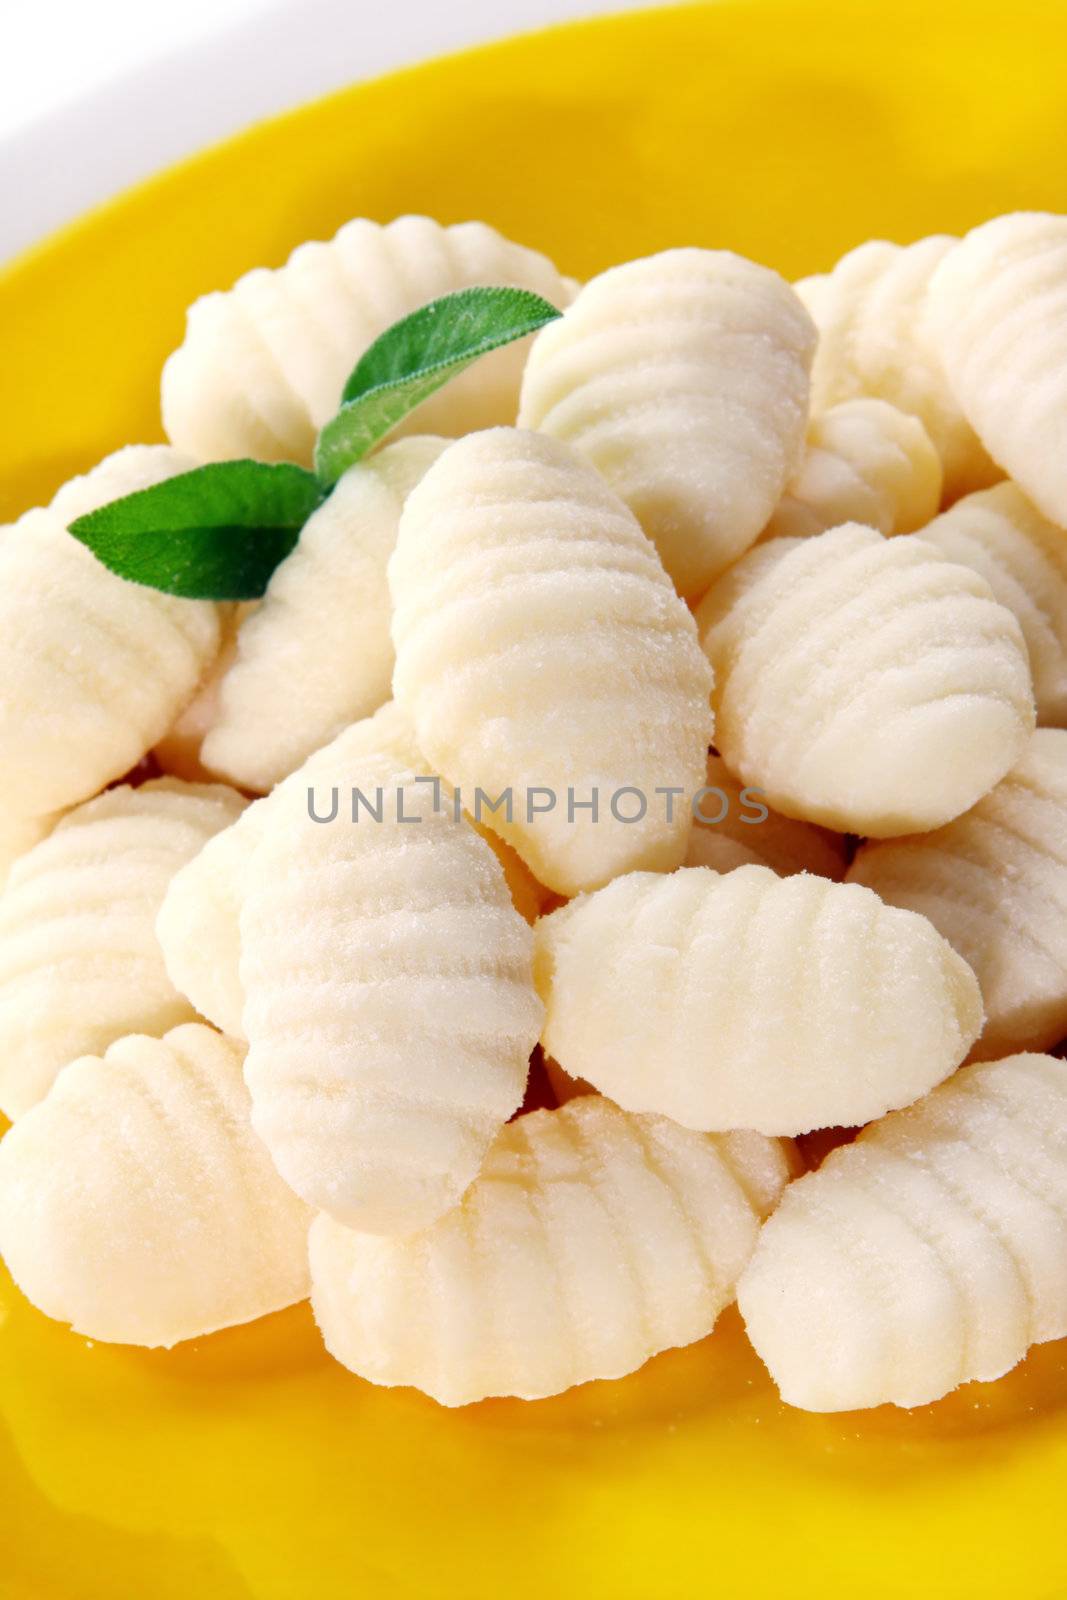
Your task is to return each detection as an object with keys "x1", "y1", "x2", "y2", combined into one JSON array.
[
  {"x1": 927, "y1": 213, "x2": 1067, "y2": 527},
  {"x1": 0, "y1": 446, "x2": 221, "y2": 821},
  {"x1": 696, "y1": 523, "x2": 1035, "y2": 836},
  {"x1": 0, "y1": 1024, "x2": 311, "y2": 1347},
  {"x1": 534, "y1": 866, "x2": 983, "y2": 1135},
  {"x1": 5, "y1": 209, "x2": 1067, "y2": 1415},
  {"x1": 738, "y1": 1052, "x2": 1067, "y2": 1411},
  {"x1": 849, "y1": 730, "x2": 1067, "y2": 1060},
  {"x1": 0, "y1": 809, "x2": 57, "y2": 894},
  {"x1": 240, "y1": 753, "x2": 543, "y2": 1233},
  {"x1": 796, "y1": 236, "x2": 998, "y2": 499},
  {"x1": 761, "y1": 398, "x2": 942, "y2": 540},
  {"x1": 311, "y1": 1095, "x2": 797, "y2": 1405},
  {"x1": 158, "y1": 701, "x2": 546, "y2": 1041},
  {"x1": 202, "y1": 437, "x2": 447, "y2": 792},
  {"x1": 918, "y1": 482, "x2": 1067, "y2": 728},
  {"x1": 0, "y1": 778, "x2": 246, "y2": 1119},
  {"x1": 390, "y1": 428, "x2": 714, "y2": 894},
  {"x1": 162, "y1": 216, "x2": 577, "y2": 465},
  {"x1": 518, "y1": 248, "x2": 815, "y2": 597}
]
